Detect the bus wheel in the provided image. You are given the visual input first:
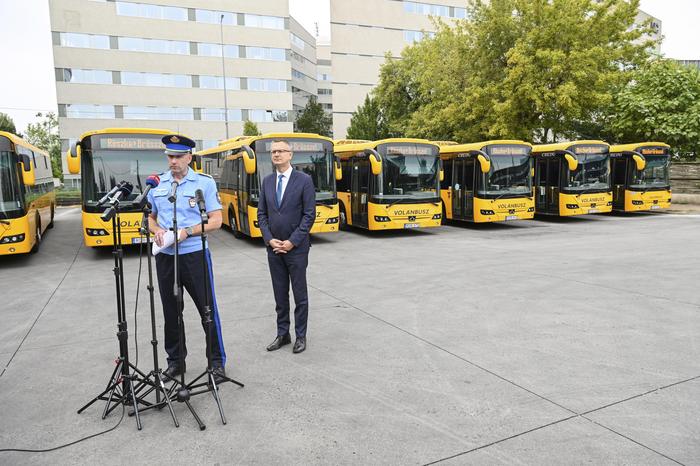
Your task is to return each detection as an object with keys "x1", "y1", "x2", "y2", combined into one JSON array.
[
  {"x1": 339, "y1": 206, "x2": 349, "y2": 231},
  {"x1": 47, "y1": 204, "x2": 55, "y2": 229},
  {"x1": 229, "y1": 207, "x2": 243, "y2": 239},
  {"x1": 31, "y1": 218, "x2": 42, "y2": 253}
]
